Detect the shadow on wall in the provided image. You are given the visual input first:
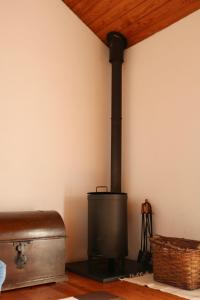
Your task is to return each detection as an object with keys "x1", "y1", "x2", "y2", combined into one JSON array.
[
  {"x1": 127, "y1": 198, "x2": 141, "y2": 259},
  {"x1": 64, "y1": 193, "x2": 88, "y2": 262}
]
